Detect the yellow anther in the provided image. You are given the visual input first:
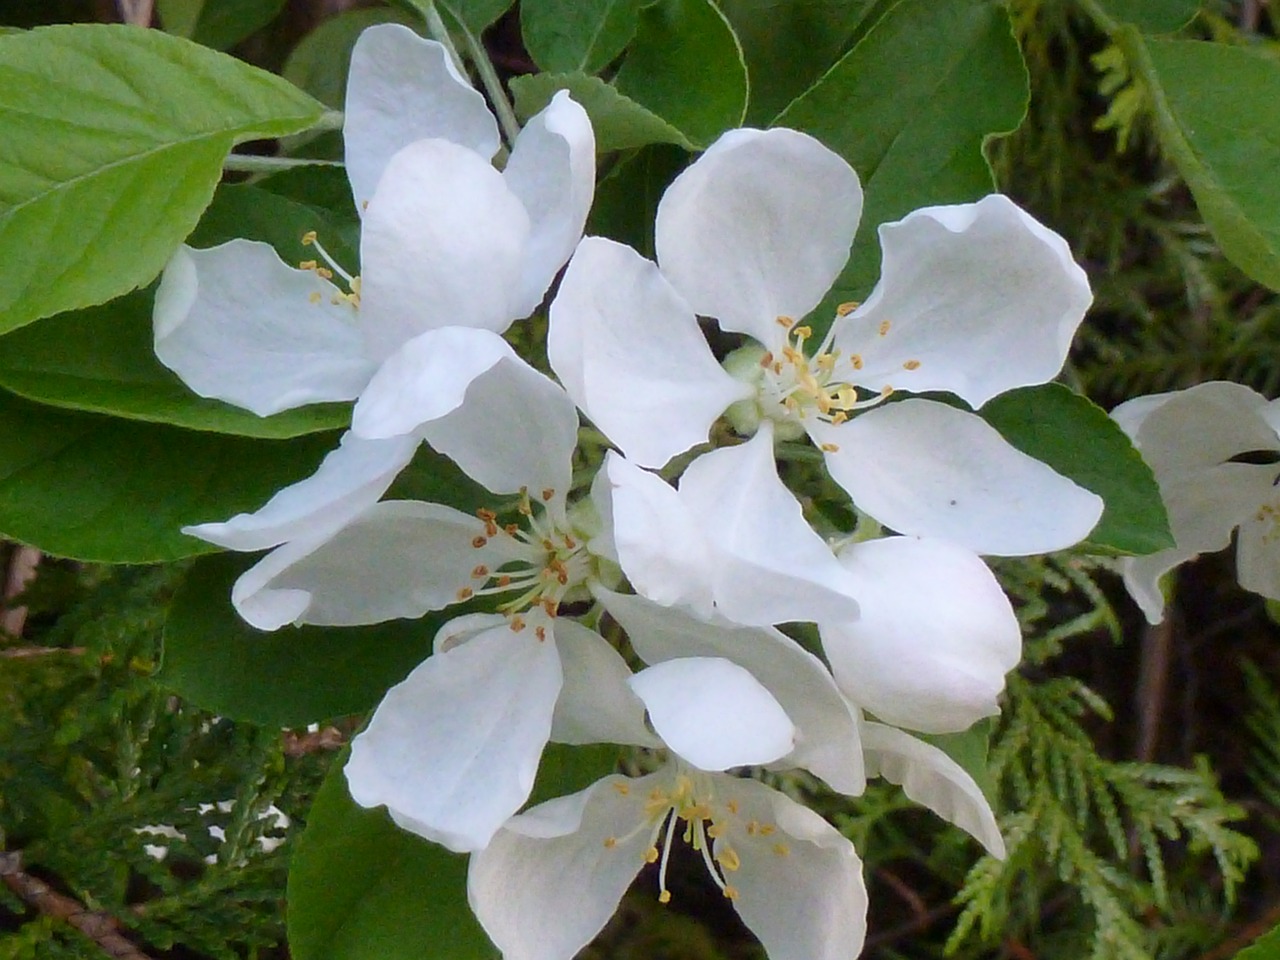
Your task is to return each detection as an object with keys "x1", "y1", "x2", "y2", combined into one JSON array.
[
  {"x1": 836, "y1": 300, "x2": 859, "y2": 316},
  {"x1": 541, "y1": 598, "x2": 559, "y2": 617},
  {"x1": 831, "y1": 412, "x2": 848, "y2": 424},
  {"x1": 723, "y1": 886, "x2": 740, "y2": 901},
  {"x1": 301, "y1": 230, "x2": 317, "y2": 245},
  {"x1": 775, "y1": 315, "x2": 794, "y2": 328},
  {"x1": 880, "y1": 385, "x2": 894, "y2": 397},
  {"x1": 706, "y1": 823, "x2": 725, "y2": 839},
  {"x1": 758, "y1": 824, "x2": 776, "y2": 837},
  {"x1": 726, "y1": 800, "x2": 739, "y2": 815},
  {"x1": 745, "y1": 820, "x2": 760, "y2": 836},
  {"x1": 760, "y1": 351, "x2": 774, "y2": 368},
  {"x1": 496, "y1": 575, "x2": 512, "y2": 587},
  {"x1": 316, "y1": 267, "x2": 334, "y2": 280},
  {"x1": 541, "y1": 487, "x2": 555, "y2": 501},
  {"x1": 878, "y1": 320, "x2": 891, "y2": 336},
  {"x1": 613, "y1": 782, "x2": 631, "y2": 796},
  {"x1": 299, "y1": 259, "x2": 318, "y2": 271},
  {"x1": 535, "y1": 626, "x2": 548, "y2": 642},
  {"x1": 793, "y1": 325, "x2": 813, "y2": 340},
  {"x1": 716, "y1": 847, "x2": 741, "y2": 872},
  {"x1": 658, "y1": 890, "x2": 672, "y2": 904},
  {"x1": 821, "y1": 442, "x2": 840, "y2": 453},
  {"x1": 456, "y1": 587, "x2": 474, "y2": 601},
  {"x1": 471, "y1": 535, "x2": 488, "y2": 548},
  {"x1": 903, "y1": 359, "x2": 921, "y2": 370},
  {"x1": 644, "y1": 846, "x2": 659, "y2": 864},
  {"x1": 504, "y1": 523, "x2": 519, "y2": 536},
  {"x1": 308, "y1": 291, "x2": 322, "y2": 304},
  {"x1": 562, "y1": 534, "x2": 577, "y2": 549},
  {"x1": 850, "y1": 354, "x2": 864, "y2": 370},
  {"x1": 603, "y1": 837, "x2": 617, "y2": 849},
  {"x1": 471, "y1": 564, "x2": 489, "y2": 578},
  {"x1": 773, "y1": 843, "x2": 790, "y2": 857},
  {"x1": 510, "y1": 616, "x2": 527, "y2": 632}
]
